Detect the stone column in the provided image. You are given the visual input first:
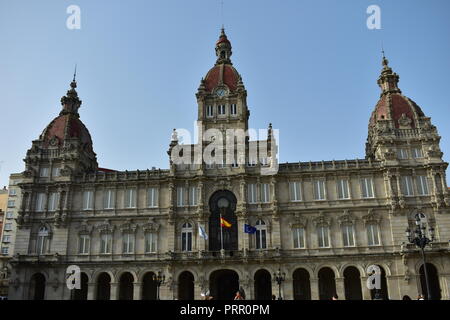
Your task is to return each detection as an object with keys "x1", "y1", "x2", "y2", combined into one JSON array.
[
  {"x1": 133, "y1": 282, "x2": 142, "y2": 300},
  {"x1": 386, "y1": 276, "x2": 400, "y2": 300},
  {"x1": 310, "y1": 277, "x2": 319, "y2": 300},
  {"x1": 360, "y1": 276, "x2": 371, "y2": 300},
  {"x1": 110, "y1": 282, "x2": 119, "y2": 300},
  {"x1": 335, "y1": 277, "x2": 345, "y2": 300},
  {"x1": 87, "y1": 282, "x2": 96, "y2": 300},
  {"x1": 283, "y1": 276, "x2": 293, "y2": 300}
]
